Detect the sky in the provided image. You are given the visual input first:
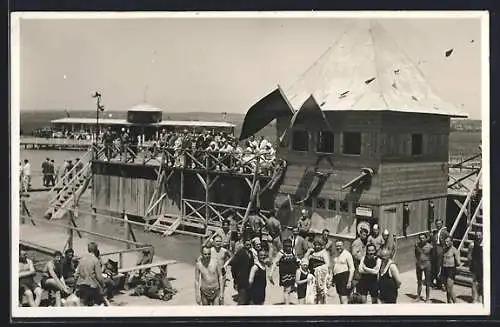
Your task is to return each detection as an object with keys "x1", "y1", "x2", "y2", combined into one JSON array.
[{"x1": 17, "y1": 14, "x2": 484, "y2": 119}]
